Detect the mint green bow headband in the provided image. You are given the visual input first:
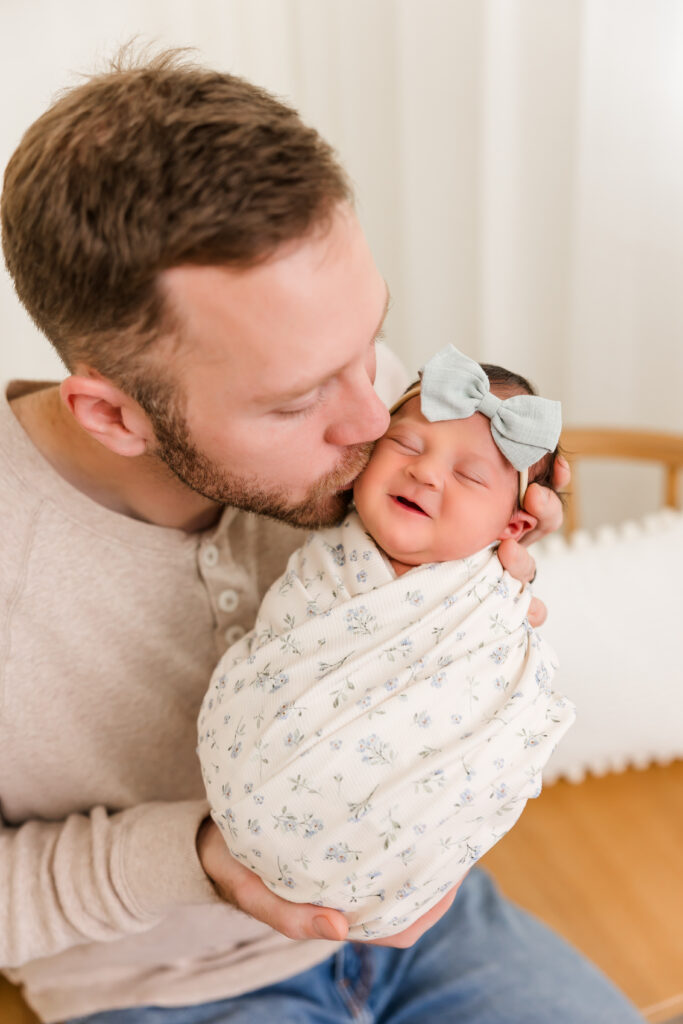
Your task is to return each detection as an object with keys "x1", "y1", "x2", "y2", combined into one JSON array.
[{"x1": 390, "y1": 345, "x2": 562, "y2": 501}]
